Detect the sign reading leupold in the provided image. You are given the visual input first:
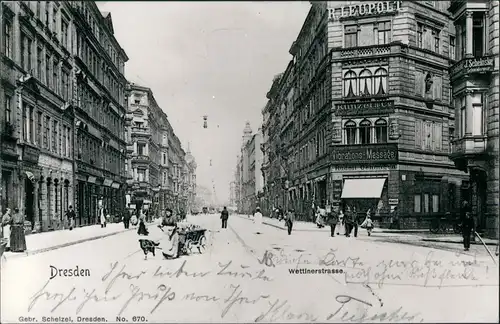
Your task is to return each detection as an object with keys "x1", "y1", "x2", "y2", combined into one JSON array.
[{"x1": 330, "y1": 1, "x2": 403, "y2": 20}]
